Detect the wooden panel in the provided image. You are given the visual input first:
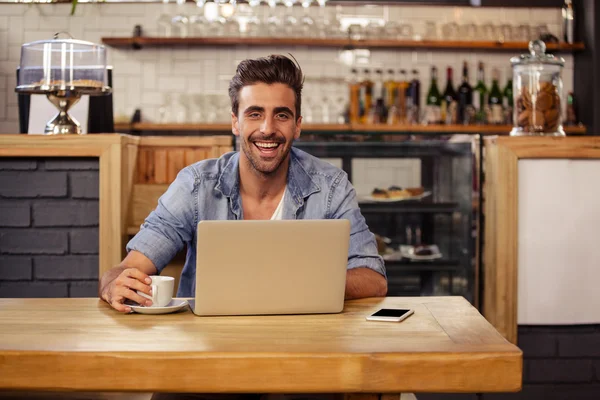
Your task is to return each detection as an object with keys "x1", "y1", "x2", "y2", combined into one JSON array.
[
  {"x1": 495, "y1": 144, "x2": 520, "y2": 345},
  {"x1": 146, "y1": 149, "x2": 155, "y2": 184},
  {"x1": 99, "y1": 144, "x2": 124, "y2": 277},
  {"x1": 0, "y1": 297, "x2": 522, "y2": 393},
  {"x1": 139, "y1": 136, "x2": 232, "y2": 147},
  {"x1": 153, "y1": 149, "x2": 168, "y2": 184},
  {"x1": 130, "y1": 184, "x2": 169, "y2": 228},
  {"x1": 136, "y1": 148, "x2": 148, "y2": 184},
  {"x1": 184, "y1": 149, "x2": 197, "y2": 166},
  {"x1": 167, "y1": 149, "x2": 185, "y2": 182},
  {"x1": 483, "y1": 138, "x2": 520, "y2": 344},
  {"x1": 194, "y1": 148, "x2": 208, "y2": 163},
  {"x1": 483, "y1": 138, "x2": 499, "y2": 339},
  {"x1": 120, "y1": 142, "x2": 138, "y2": 269},
  {"x1": 495, "y1": 136, "x2": 600, "y2": 158},
  {"x1": 101, "y1": 36, "x2": 585, "y2": 52},
  {"x1": 0, "y1": 134, "x2": 137, "y2": 155}
]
